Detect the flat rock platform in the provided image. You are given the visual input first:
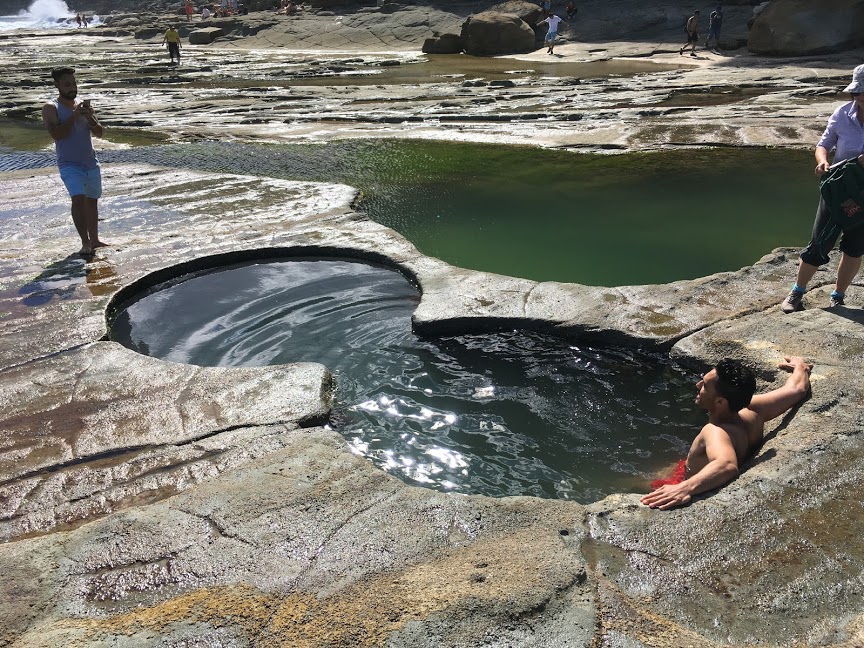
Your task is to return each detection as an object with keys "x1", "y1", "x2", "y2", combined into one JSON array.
[{"x1": 0, "y1": 162, "x2": 863, "y2": 647}]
